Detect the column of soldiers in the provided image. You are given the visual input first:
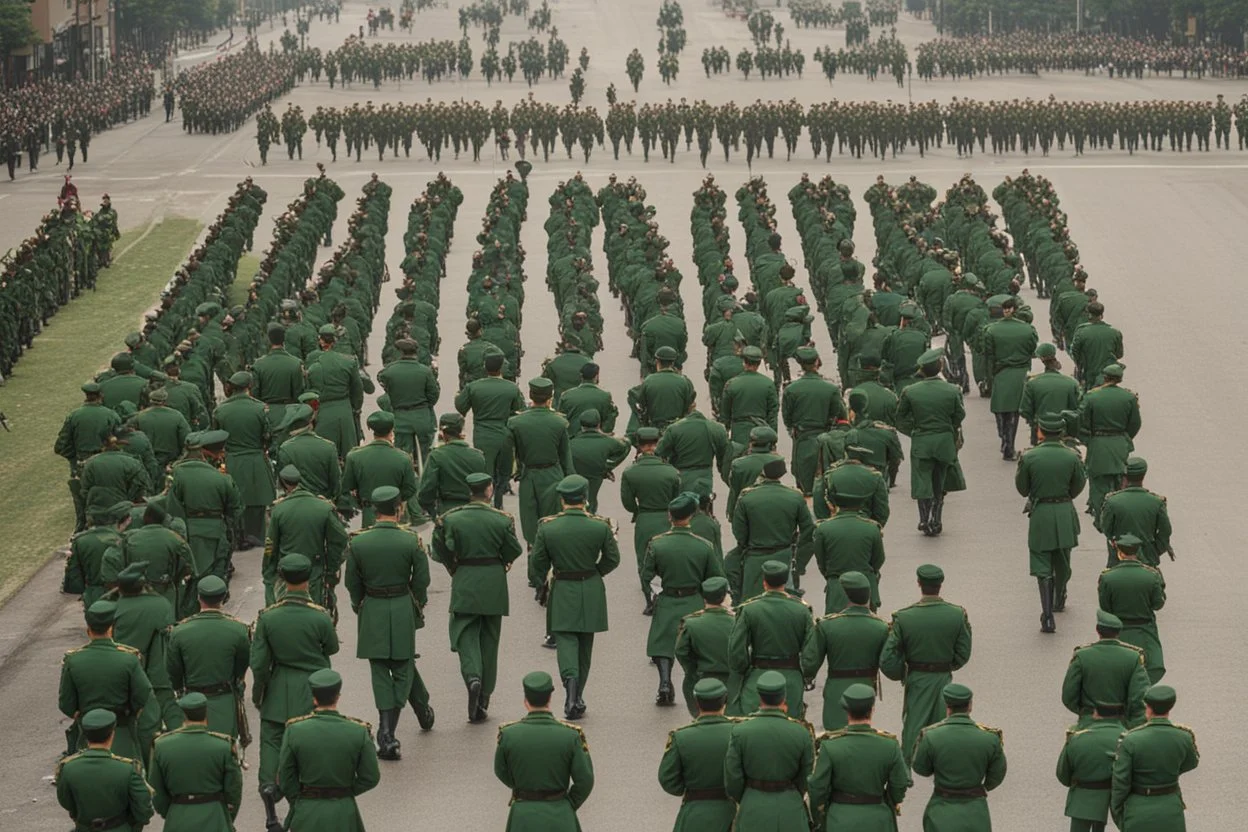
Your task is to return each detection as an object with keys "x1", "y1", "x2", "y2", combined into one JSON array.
[{"x1": 176, "y1": 41, "x2": 299, "y2": 135}]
